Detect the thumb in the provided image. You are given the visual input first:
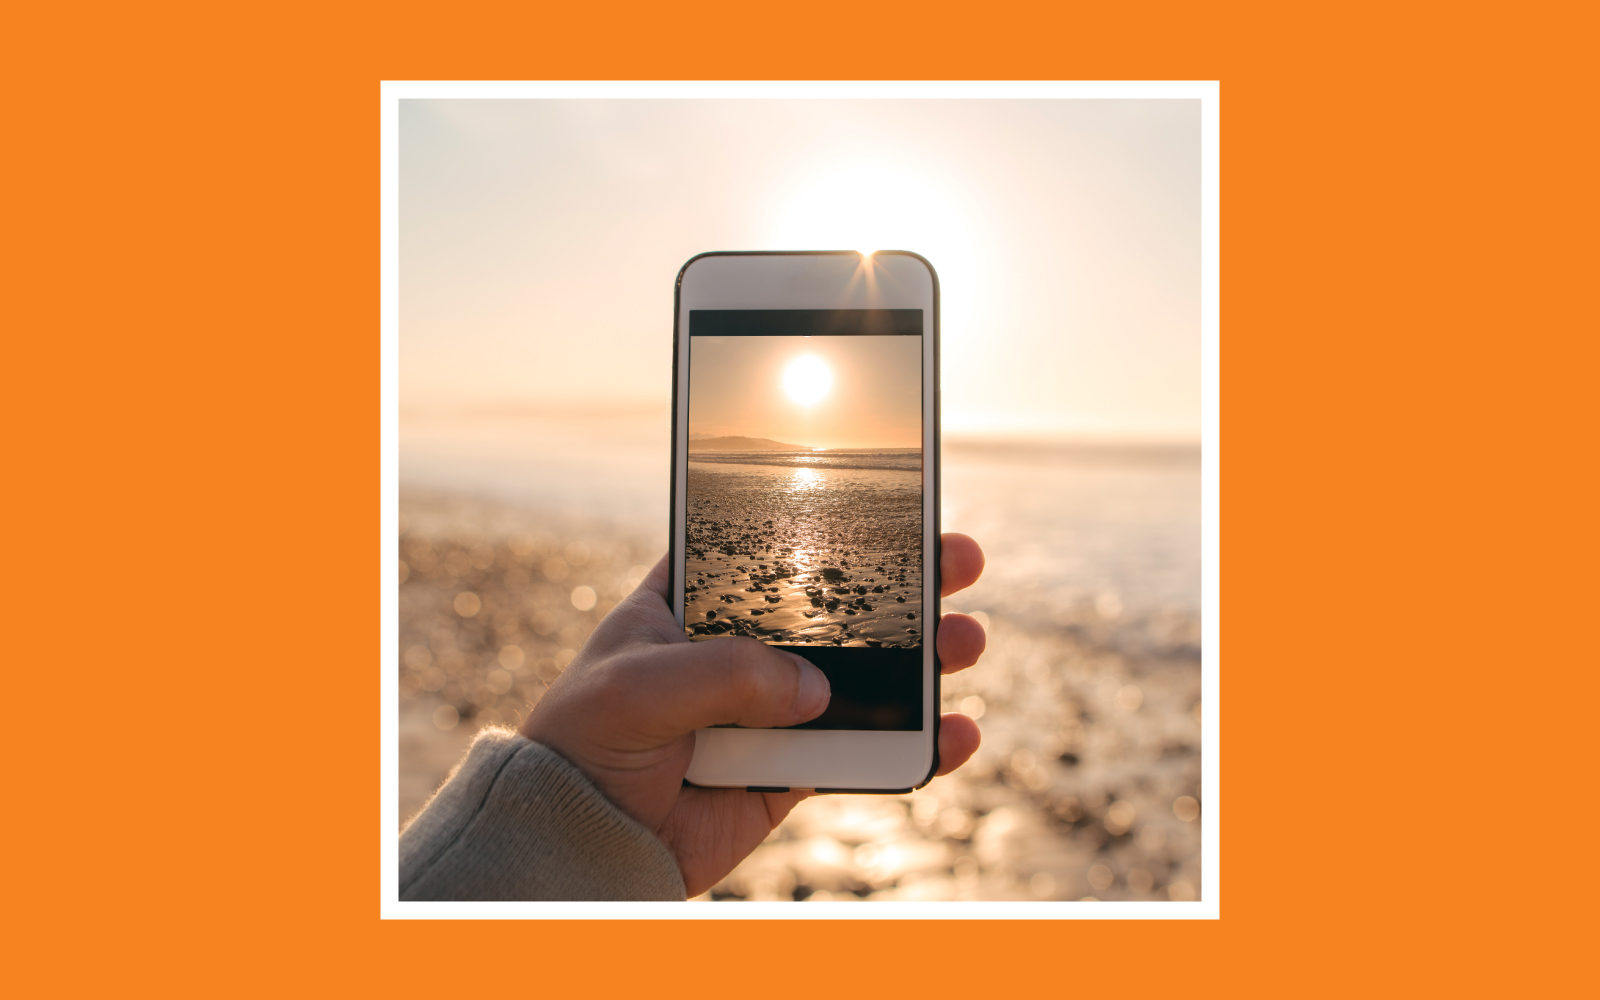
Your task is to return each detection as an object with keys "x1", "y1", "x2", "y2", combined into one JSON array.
[{"x1": 611, "y1": 636, "x2": 831, "y2": 736}]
